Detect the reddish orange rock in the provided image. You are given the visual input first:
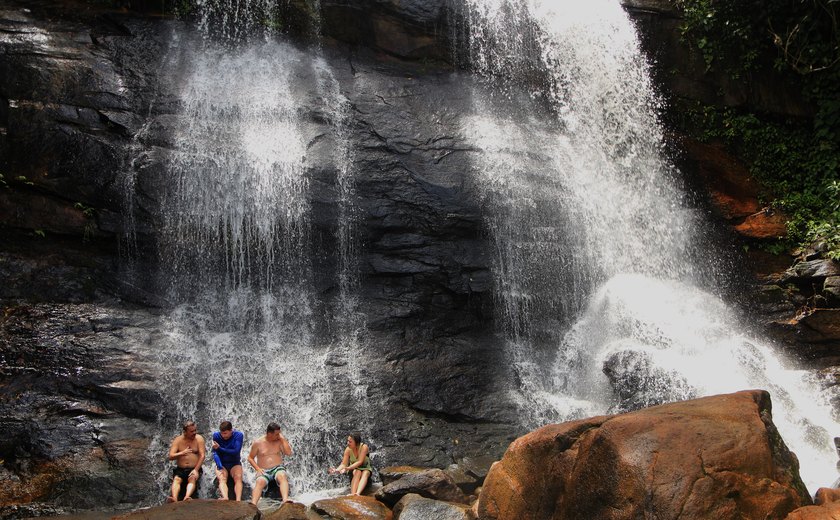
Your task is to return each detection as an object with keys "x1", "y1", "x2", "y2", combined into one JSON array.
[
  {"x1": 477, "y1": 390, "x2": 810, "y2": 520},
  {"x1": 816, "y1": 488, "x2": 840, "y2": 505},
  {"x1": 310, "y1": 495, "x2": 393, "y2": 520},
  {"x1": 784, "y1": 501, "x2": 840, "y2": 519},
  {"x1": 735, "y1": 209, "x2": 789, "y2": 239},
  {"x1": 678, "y1": 138, "x2": 761, "y2": 220}
]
